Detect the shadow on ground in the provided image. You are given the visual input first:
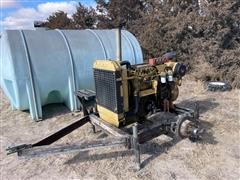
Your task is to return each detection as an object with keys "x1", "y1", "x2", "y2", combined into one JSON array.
[
  {"x1": 42, "y1": 103, "x2": 71, "y2": 119},
  {"x1": 23, "y1": 103, "x2": 71, "y2": 120},
  {"x1": 63, "y1": 139, "x2": 176, "y2": 166},
  {"x1": 177, "y1": 97, "x2": 219, "y2": 114}
]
